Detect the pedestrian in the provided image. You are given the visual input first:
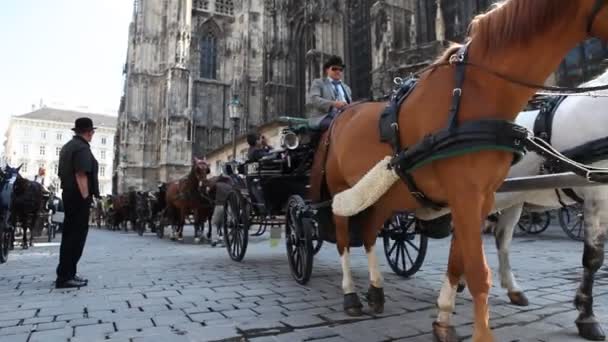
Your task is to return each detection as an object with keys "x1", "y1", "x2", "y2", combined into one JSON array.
[{"x1": 55, "y1": 117, "x2": 100, "y2": 289}]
